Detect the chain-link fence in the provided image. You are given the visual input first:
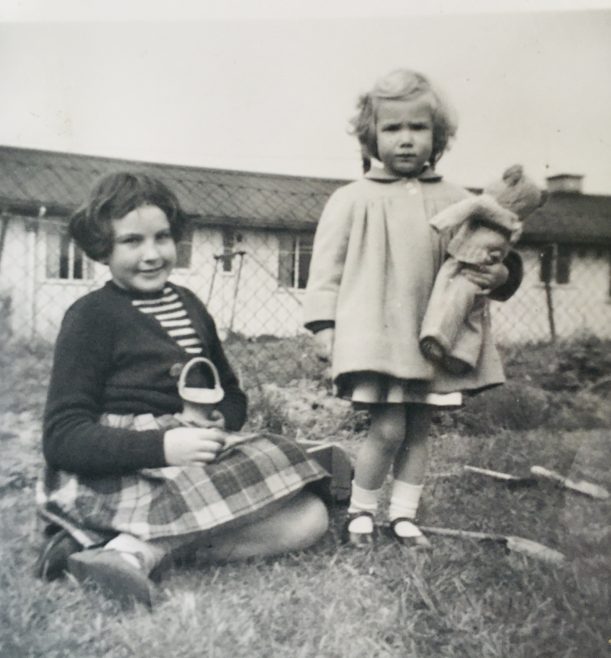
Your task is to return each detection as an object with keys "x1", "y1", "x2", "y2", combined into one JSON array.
[{"x1": 1, "y1": 212, "x2": 610, "y2": 391}]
